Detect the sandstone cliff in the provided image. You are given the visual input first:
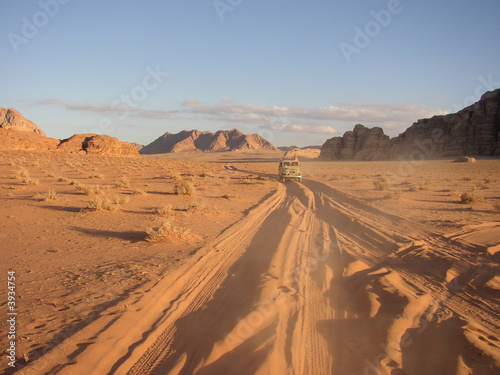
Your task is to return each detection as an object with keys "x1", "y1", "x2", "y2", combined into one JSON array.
[
  {"x1": 391, "y1": 89, "x2": 500, "y2": 158},
  {"x1": 319, "y1": 89, "x2": 500, "y2": 160},
  {"x1": 0, "y1": 107, "x2": 46, "y2": 136},
  {"x1": 140, "y1": 129, "x2": 278, "y2": 154},
  {"x1": 318, "y1": 124, "x2": 391, "y2": 161}
]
